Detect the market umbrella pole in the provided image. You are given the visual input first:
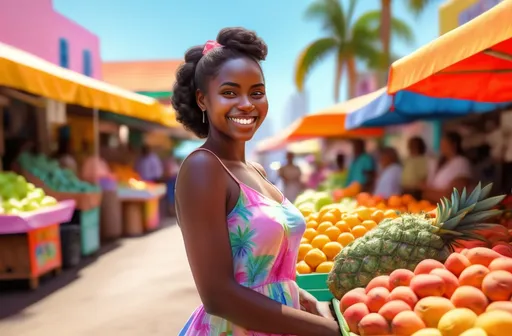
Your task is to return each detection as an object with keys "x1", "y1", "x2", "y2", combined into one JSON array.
[{"x1": 93, "y1": 108, "x2": 99, "y2": 181}]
